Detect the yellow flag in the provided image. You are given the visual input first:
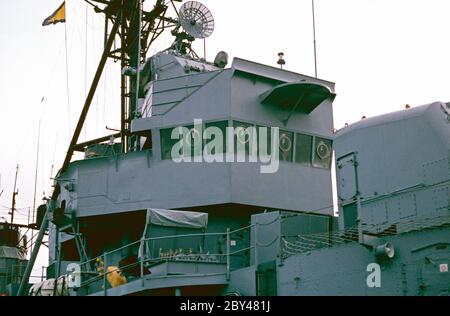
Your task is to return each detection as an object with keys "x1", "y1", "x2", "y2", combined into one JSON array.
[{"x1": 42, "y1": 2, "x2": 66, "y2": 26}]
